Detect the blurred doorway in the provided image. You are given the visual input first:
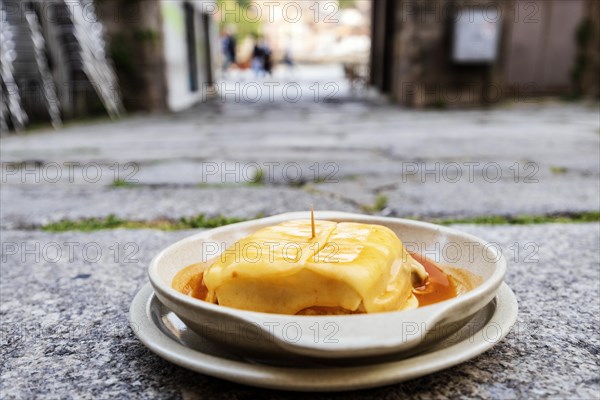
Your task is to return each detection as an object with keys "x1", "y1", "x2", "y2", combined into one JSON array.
[{"x1": 505, "y1": 0, "x2": 586, "y2": 94}]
